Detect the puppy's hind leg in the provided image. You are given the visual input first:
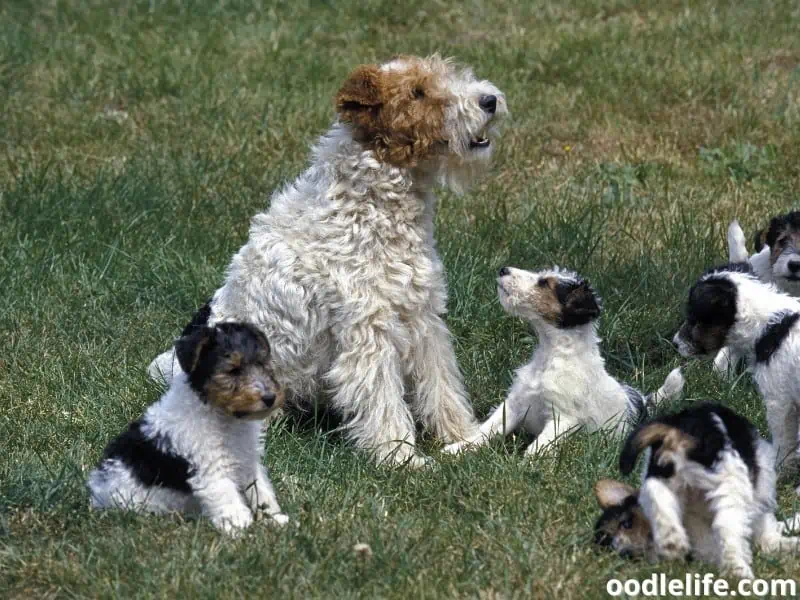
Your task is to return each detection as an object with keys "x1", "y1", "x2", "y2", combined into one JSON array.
[
  {"x1": 409, "y1": 314, "x2": 478, "y2": 444},
  {"x1": 328, "y1": 325, "x2": 422, "y2": 467},
  {"x1": 646, "y1": 368, "x2": 685, "y2": 410},
  {"x1": 707, "y1": 451, "x2": 757, "y2": 579},
  {"x1": 754, "y1": 512, "x2": 800, "y2": 554}
]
